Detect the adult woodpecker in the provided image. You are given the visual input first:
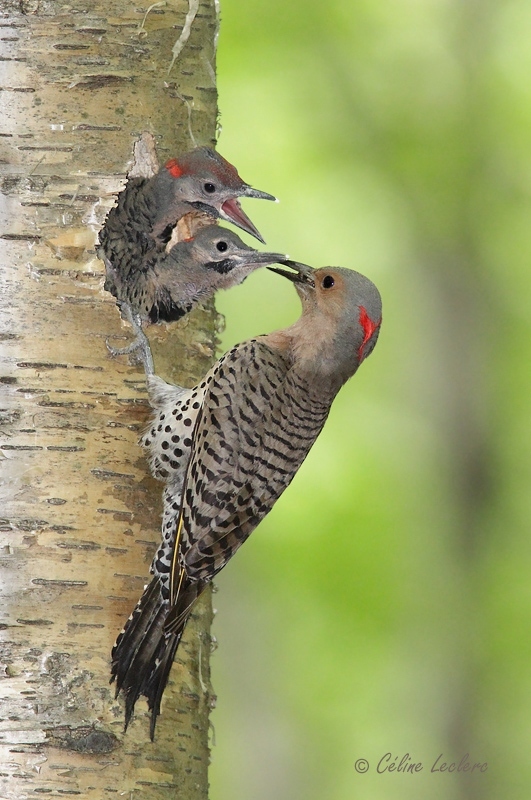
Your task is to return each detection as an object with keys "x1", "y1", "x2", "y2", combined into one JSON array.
[
  {"x1": 110, "y1": 260, "x2": 382, "y2": 738},
  {"x1": 103, "y1": 225, "x2": 287, "y2": 373}
]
